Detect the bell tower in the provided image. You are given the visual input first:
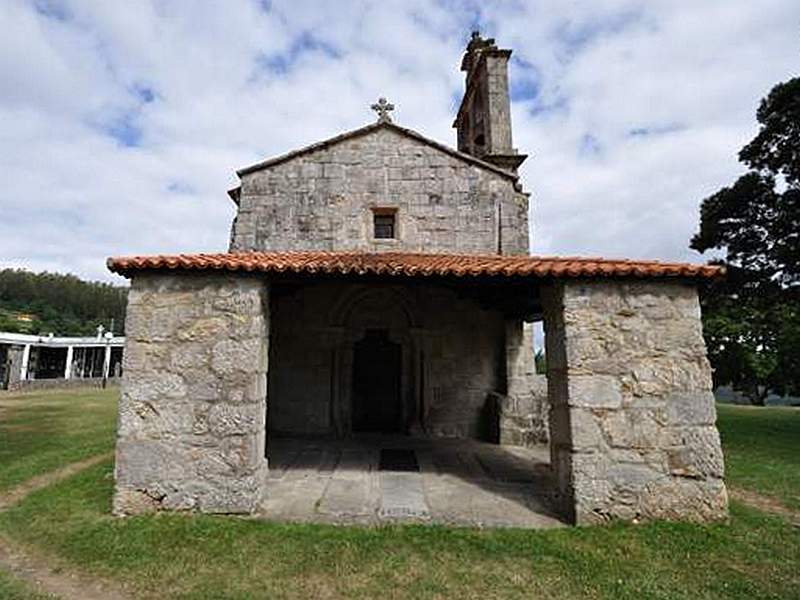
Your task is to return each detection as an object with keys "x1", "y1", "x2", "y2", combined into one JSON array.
[{"x1": 453, "y1": 32, "x2": 527, "y2": 173}]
